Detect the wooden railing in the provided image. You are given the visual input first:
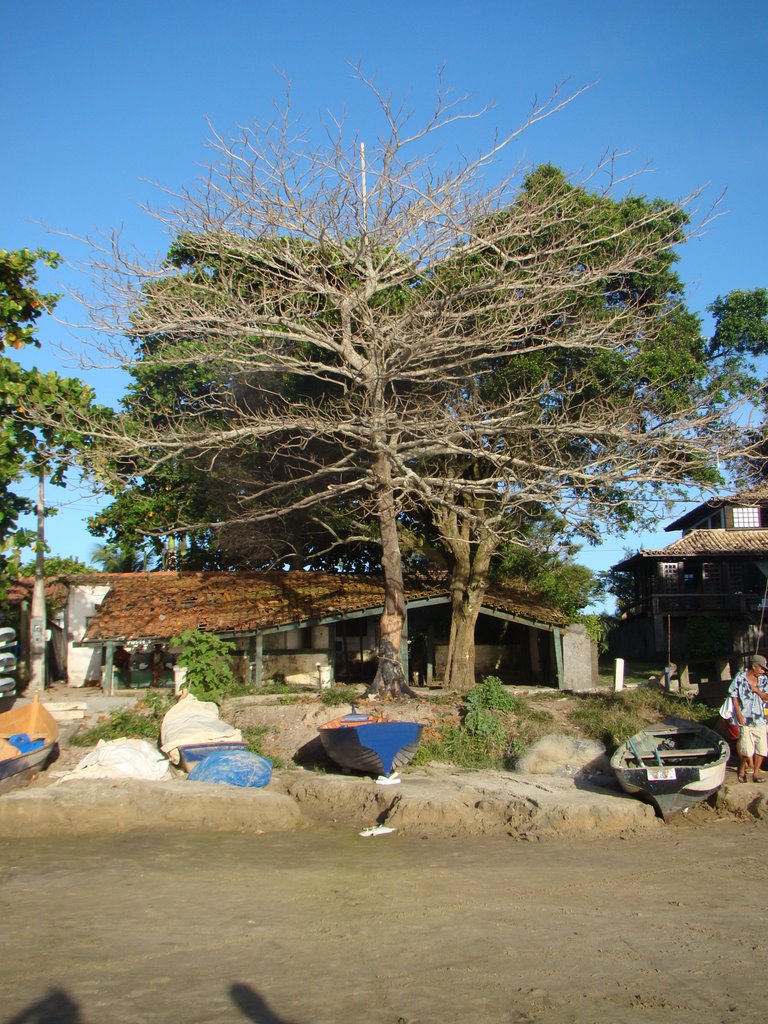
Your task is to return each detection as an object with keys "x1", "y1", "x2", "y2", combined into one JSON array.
[{"x1": 622, "y1": 592, "x2": 765, "y2": 618}]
